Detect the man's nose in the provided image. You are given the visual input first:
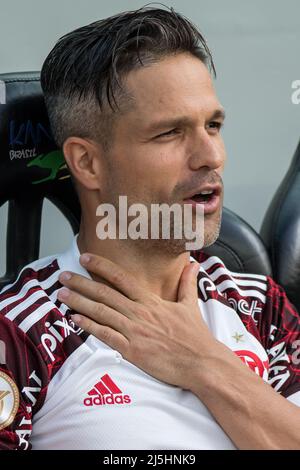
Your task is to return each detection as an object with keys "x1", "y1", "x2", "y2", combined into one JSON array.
[{"x1": 187, "y1": 129, "x2": 225, "y2": 171}]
